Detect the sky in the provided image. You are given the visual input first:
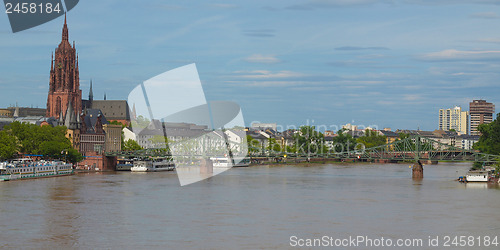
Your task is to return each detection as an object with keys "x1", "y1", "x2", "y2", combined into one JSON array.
[{"x1": 1, "y1": 0, "x2": 500, "y2": 131}]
